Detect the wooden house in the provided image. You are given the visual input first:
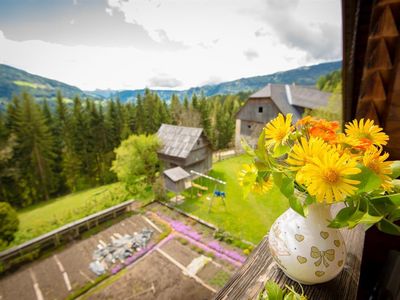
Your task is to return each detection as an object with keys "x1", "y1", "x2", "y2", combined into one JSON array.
[
  {"x1": 234, "y1": 84, "x2": 331, "y2": 148},
  {"x1": 157, "y1": 124, "x2": 212, "y2": 175}
]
